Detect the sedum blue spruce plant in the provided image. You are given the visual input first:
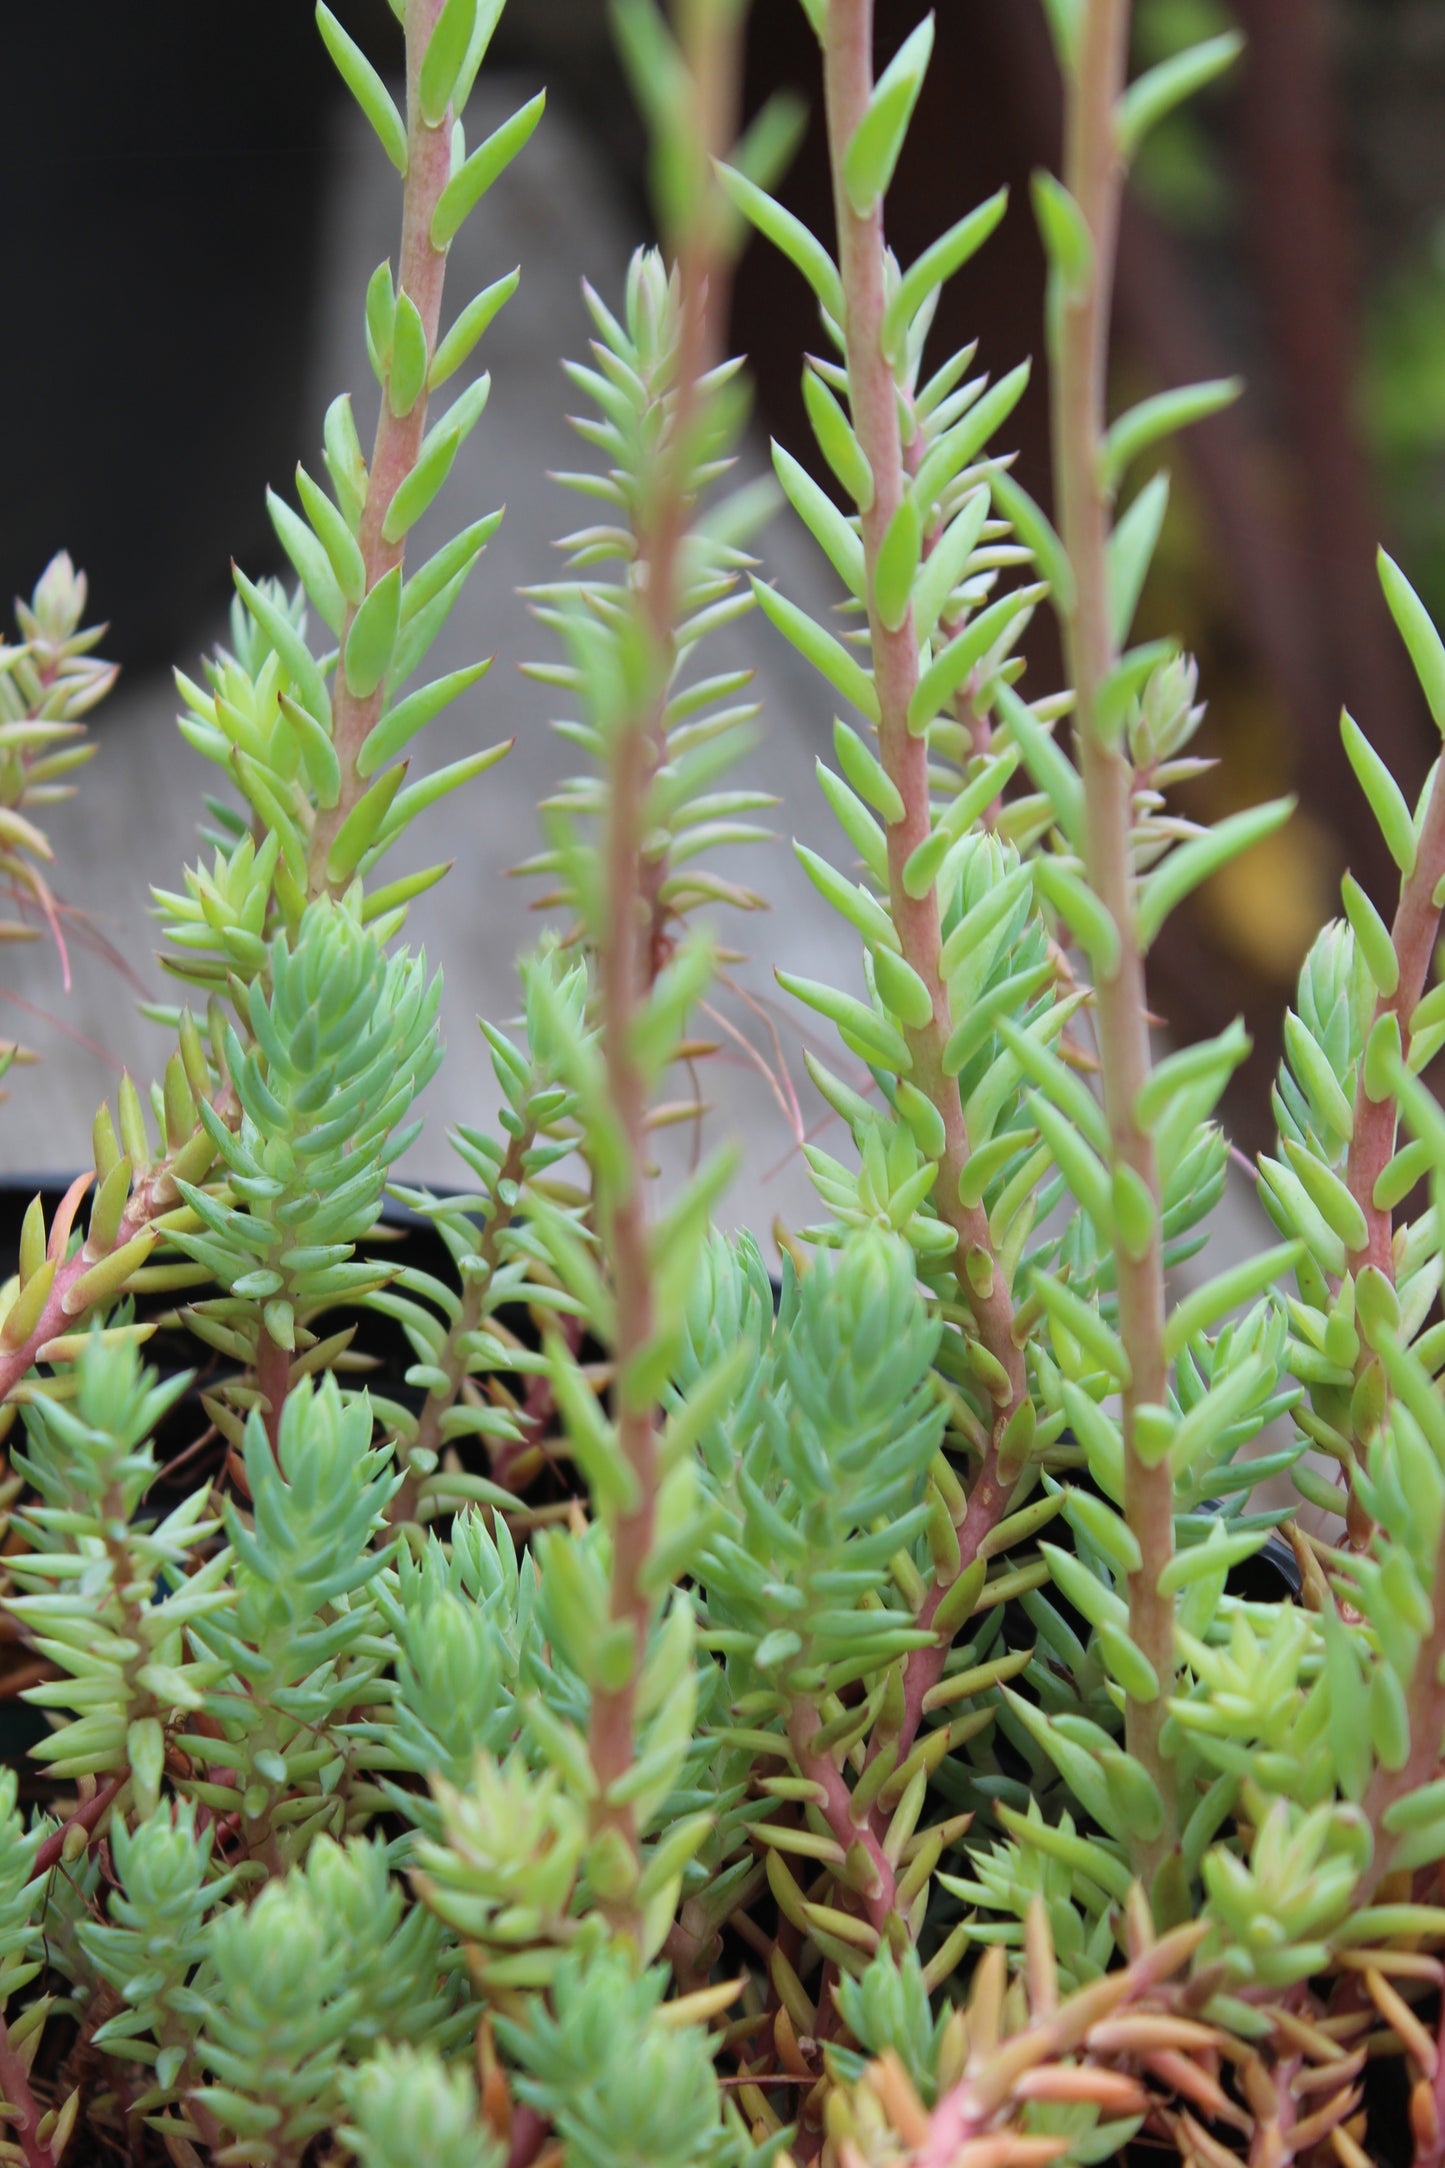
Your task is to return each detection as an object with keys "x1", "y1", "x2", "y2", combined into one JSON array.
[{"x1": 8, "y1": 0, "x2": 1445, "y2": 2161}]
